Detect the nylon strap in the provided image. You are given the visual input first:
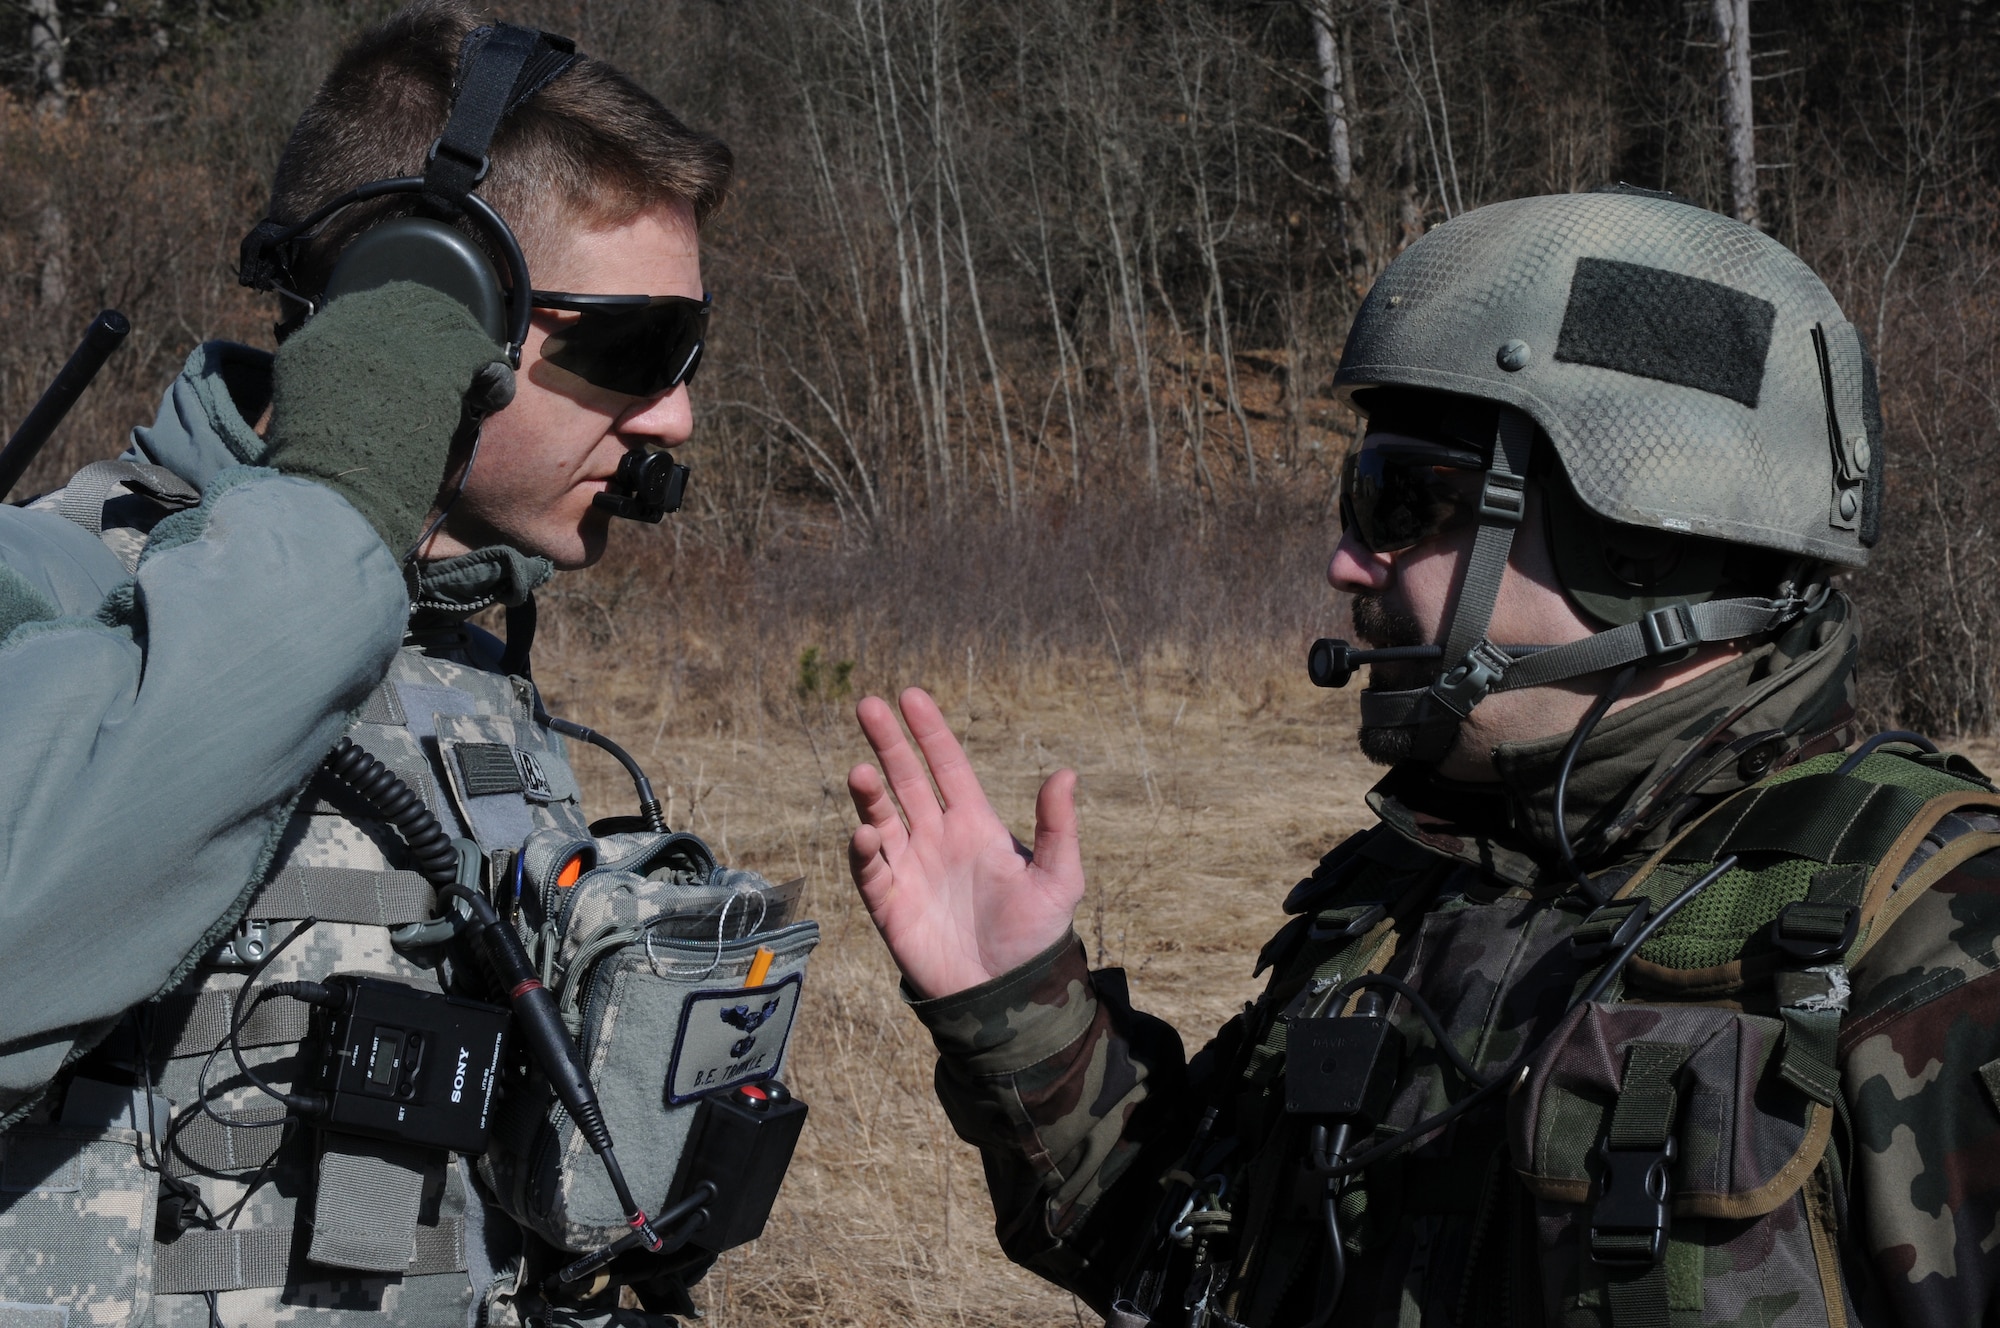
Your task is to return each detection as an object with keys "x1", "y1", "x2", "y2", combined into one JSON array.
[
  {"x1": 1606, "y1": 1265, "x2": 1670, "y2": 1328},
  {"x1": 426, "y1": 24, "x2": 578, "y2": 200},
  {"x1": 155, "y1": 986, "x2": 312, "y2": 1059},
  {"x1": 306, "y1": 1133, "x2": 436, "y2": 1272},
  {"x1": 154, "y1": 1217, "x2": 464, "y2": 1293},
  {"x1": 1494, "y1": 595, "x2": 1807, "y2": 692},
  {"x1": 1607, "y1": 1043, "x2": 1691, "y2": 1151},
  {"x1": 165, "y1": 1101, "x2": 287, "y2": 1178},
  {"x1": 1440, "y1": 412, "x2": 1531, "y2": 667},
  {"x1": 1595, "y1": 1041, "x2": 1694, "y2": 1328},
  {"x1": 53, "y1": 459, "x2": 199, "y2": 534},
  {"x1": 248, "y1": 865, "x2": 437, "y2": 926},
  {"x1": 1401, "y1": 409, "x2": 1534, "y2": 763}
]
